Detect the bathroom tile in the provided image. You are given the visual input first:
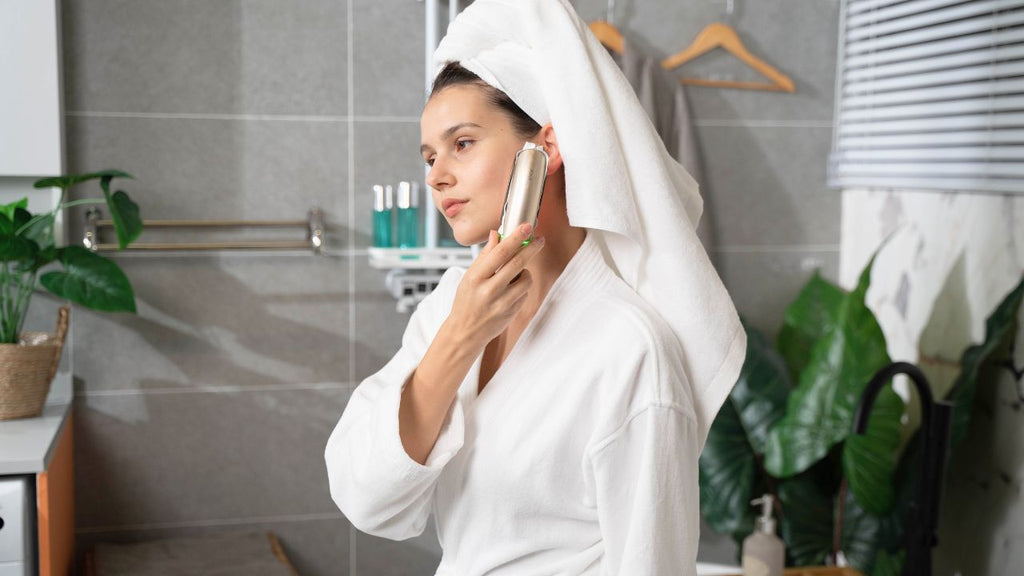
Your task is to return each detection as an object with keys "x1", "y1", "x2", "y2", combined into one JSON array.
[
  {"x1": 64, "y1": 115, "x2": 348, "y2": 235},
  {"x1": 356, "y1": 522, "x2": 442, "y2": 576},
  {"x1": 715, "y1": 248, "x2": 840, "y2": 339},
  {"x1": 71, "y1": 255, "x2": 348, "y2": 392},
  {"x1": 75, "y1": 516, "x2": 352, "y2": 576},
  {"x1": 574, "y1": 0, "x2": 840, "y2": 122},
  {"x1": 697, "y1": 124, "x2": 839, "y2": 247},
  {"x1": 62, "y1": 0, "x2": 348, "y2": 116},
  {"x1": 351, "y1": 120, "x2": 434, "y2": 250},
  {"x1": 351, "y1": 256, "x2": 415, "y2": 383},
  {"x1": 74, "y1": 385, "x2": 351, "y2": 527},
  {"x1": 353, "y1": 0, "x2": 430, "y2": 117}
]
